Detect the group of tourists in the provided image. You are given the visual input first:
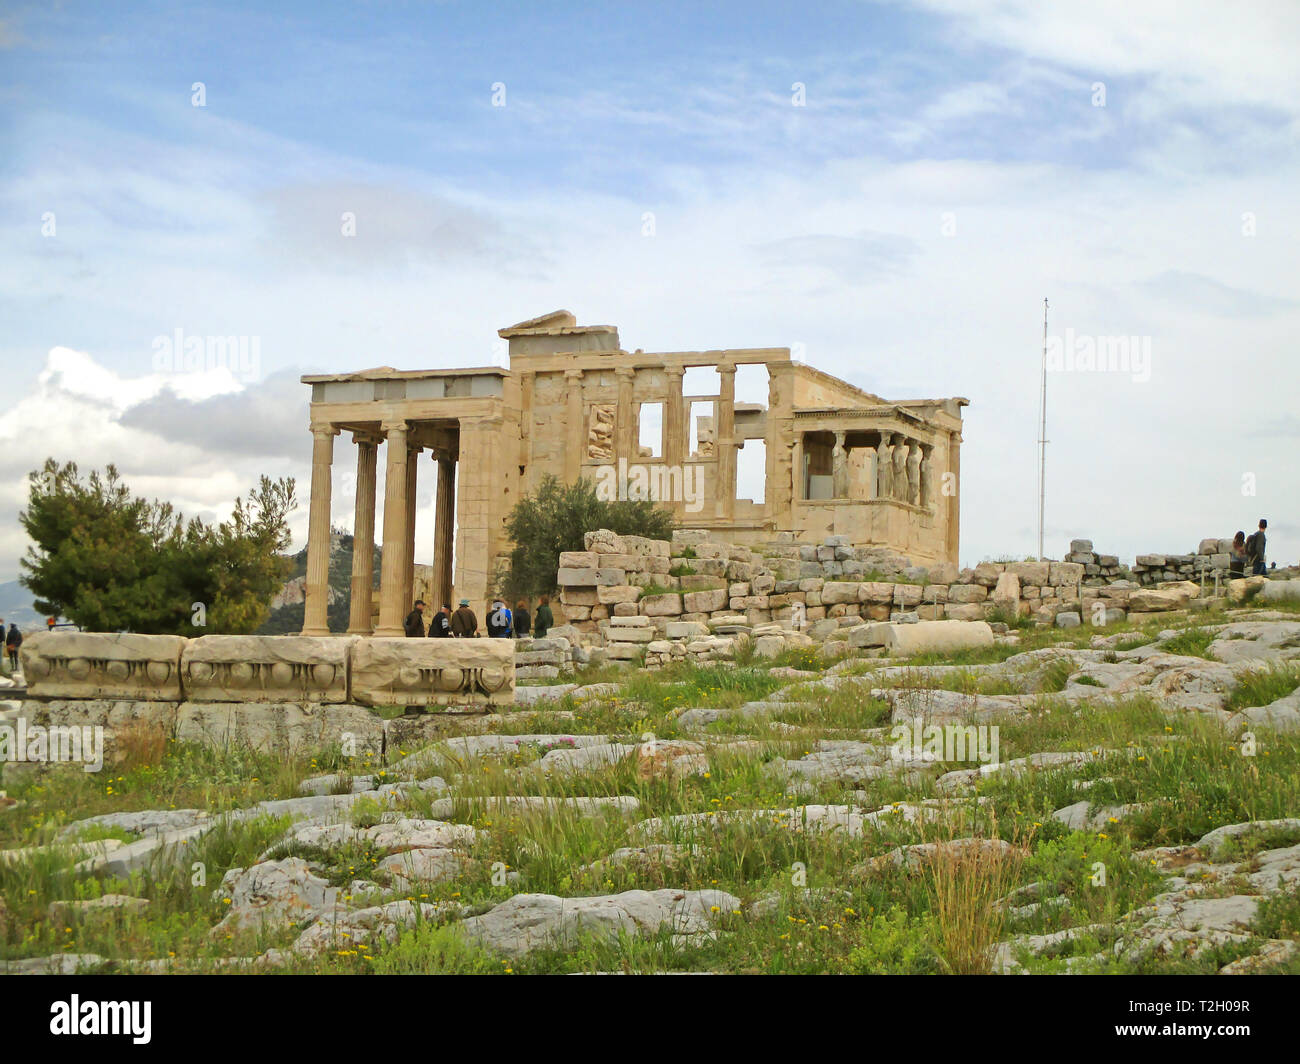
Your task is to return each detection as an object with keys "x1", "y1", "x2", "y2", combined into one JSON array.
[
  {"x1": 1227, "y1": 517, "x2": 1268, "y2": 577},
  {"x1": 401, "y1": 596, "x2": 554, "y2": 640},
  {"x1": 1228, "y1": 519, "x2": 1270, "y2": 578}
]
